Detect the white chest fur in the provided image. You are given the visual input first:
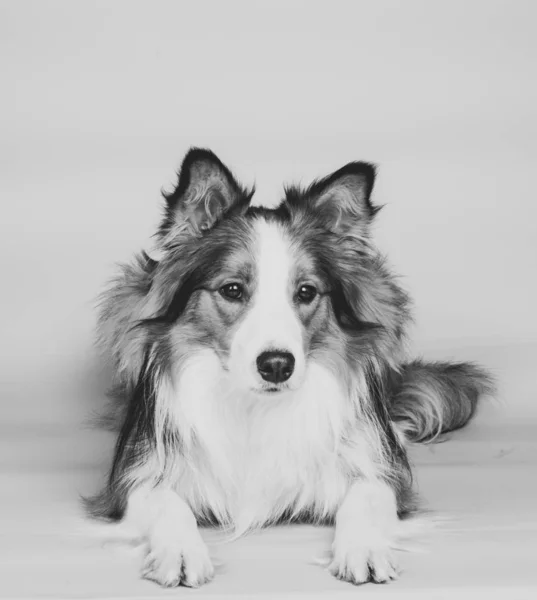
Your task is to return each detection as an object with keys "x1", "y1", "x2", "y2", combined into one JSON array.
[{"x1": 159, "y1": 351, "x2": 377, "y2": 535}]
